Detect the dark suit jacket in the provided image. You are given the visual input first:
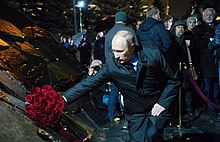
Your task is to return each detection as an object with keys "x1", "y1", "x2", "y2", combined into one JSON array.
[
  {"x1": 63, "y1": 48, "x2": 181, "y2": 116},
  {"x1": 194, "y1": 21, "x2": 218, "y2": 78}
]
